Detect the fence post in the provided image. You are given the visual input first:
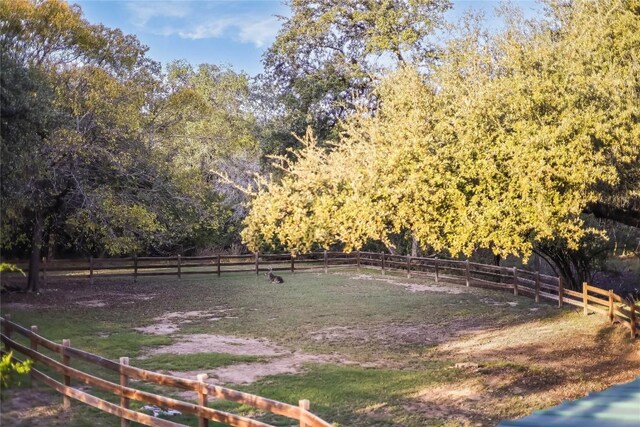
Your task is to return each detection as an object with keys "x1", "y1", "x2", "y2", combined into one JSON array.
[
  {"x1": 434, "y1": 257, "x2": 439, "y2": 283},
  {"x1": 324, "y1": 250, "x2": 328, "y2": 273},
  {"x1": 465, "y1": 260, "x2": 470, "y2": 287},
  {"x1": 197, "y1": 373, "x2": 209, "y2": 427},
  {"x1": 291, "y1": 253, "x2": 295, "y2": 273},
  {"x1": 177, "y1": 255, "x2": 182, "y2": 279},
  {"x1": 558, "y1": 277, "x2": 564, "y2": 308},
  {"x1": 583, "y1": 282, "x2": 589, "y2": 315},
  {"x1": 381, "y1": 252, "x2": 385, "y2": 275},
  {"x1": 535, "y1": 271, "x2": 540, "y2": 303},
  {"x1": 608, "y1": 290, "x2": 614, "y2": 324},
  {"x1": 512, "y1": 267, "x2": 518, "y2": 296},
  {"x1": 255, "y1": 252, "x2": 259, "y2": 275},
  {"x1": 217, "y1": 254, "x2": 221, "y2": 277},
  {"x1": 30, "y1": 325, "x2": 38, "y2": 383},
  {"x1": 407, "y1": 256, "x2": 411, "y2": 278},
  {"x1": 3, "y1": 314, "x2": 12, "y2": 354},
  {"x1": 120, "y1": 357, "x2": 130, "y2": 427},
  {"x1": 30, "y1": 326, "x2": 38, "y2": 351},
  {"x1": 133, "y1": 256, "x2": 138, "y2": 283},
  {"x1": 89, "y1": 256, "x2": 94, "y2": 285},
  {"x1": 62, "y1": 339, "x2": 71, "y2": 410},
  {"x1": 299, "y1": 399, "x2": 310, "y2": 427}
]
